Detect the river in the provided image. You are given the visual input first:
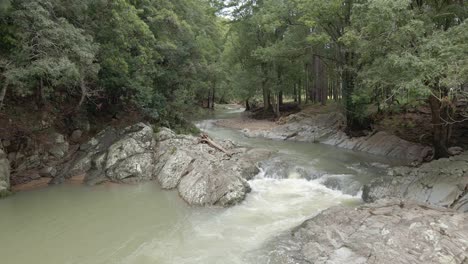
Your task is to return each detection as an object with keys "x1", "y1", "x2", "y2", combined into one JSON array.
[{"x1": 0, "y1": 106, "x2": 399, "y2": 264}]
